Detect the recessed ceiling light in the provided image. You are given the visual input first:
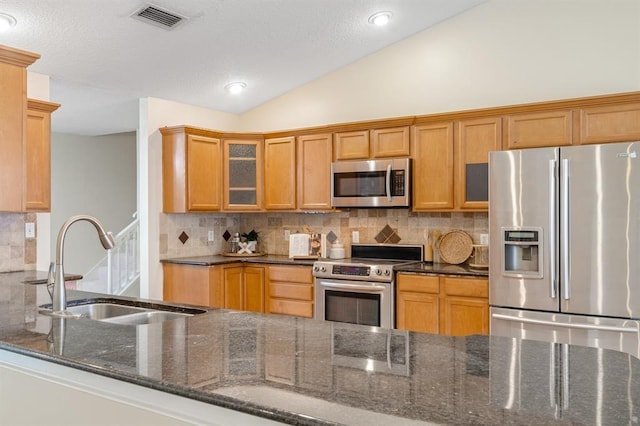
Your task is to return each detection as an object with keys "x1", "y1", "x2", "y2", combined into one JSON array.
[
  {"x1": 225, "y1": 82, "x2": 247, "y2": 94},
  {"x1": 0, "y1": 13, "x2": 17, "y2": 32},
  {"x1": 368, "y1": 11, "x2": 392, "y2": 26}
]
